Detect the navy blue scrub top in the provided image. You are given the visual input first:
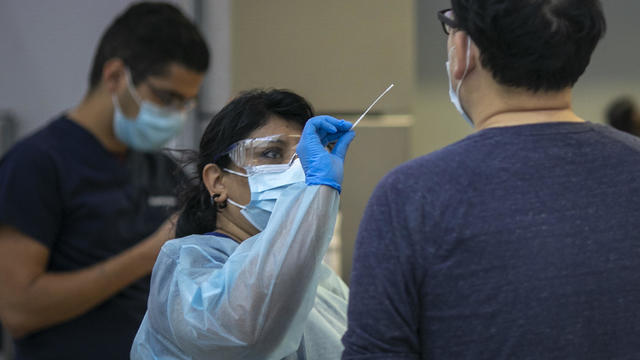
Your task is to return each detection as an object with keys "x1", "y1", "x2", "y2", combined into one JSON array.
[{"x1": 0, "y1": 115, "x2": 184, "y2": 359}]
